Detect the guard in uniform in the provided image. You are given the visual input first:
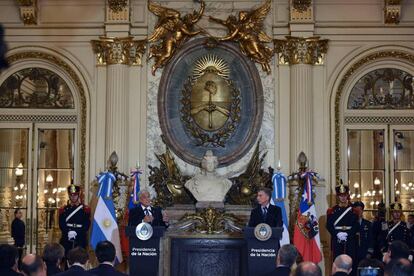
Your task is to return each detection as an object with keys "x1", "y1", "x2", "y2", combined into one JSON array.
[
  {"x1": 352, "y1": 201, "x2": 373, "y2": 268},
  {"x1": 381, "y1": 202, "x2": 410, "y2": 252},
  {"x1": 372, "y1": 201, "x2": 387, "y2": 260},
  {"x1": 59, "y1": 184, "x2": 91, "y2": 255},
  {"x1": 326, "y1": 182, "x2": 359, "y2": 261}
]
